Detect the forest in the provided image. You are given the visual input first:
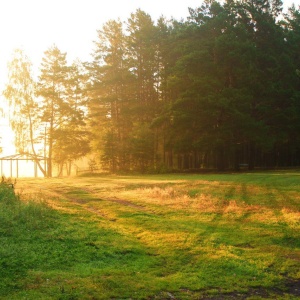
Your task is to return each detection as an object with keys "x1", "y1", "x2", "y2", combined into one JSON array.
[{"x1": 3, "y1": 0, "x2": 300, "y2": 175}]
